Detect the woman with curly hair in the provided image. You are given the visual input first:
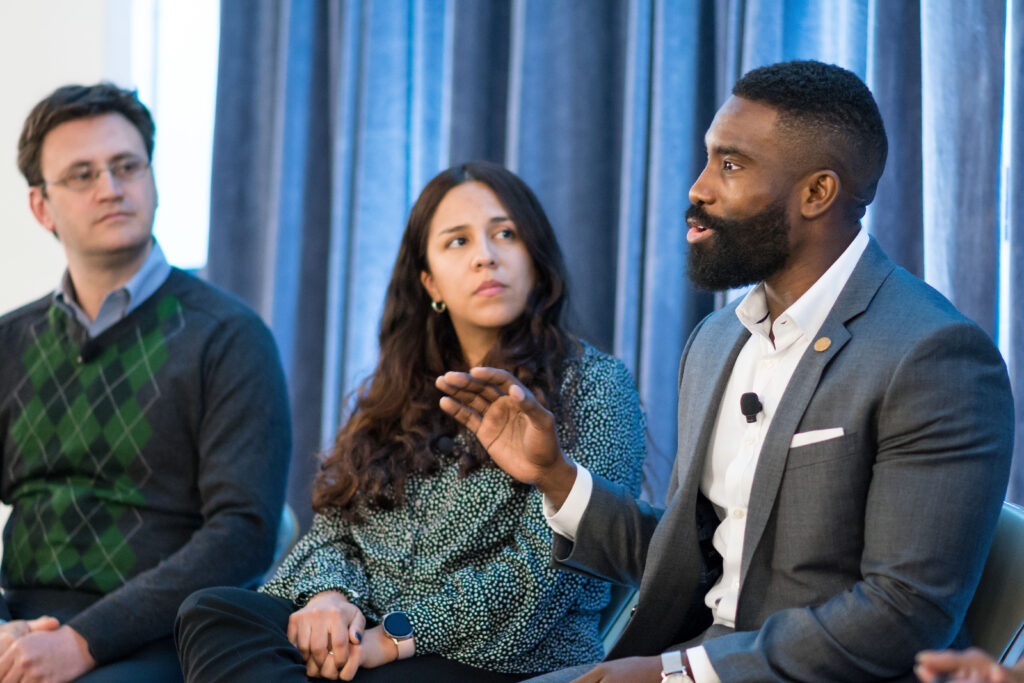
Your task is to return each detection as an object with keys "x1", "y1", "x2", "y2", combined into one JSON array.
[{"x1": 175, "y1": 161, "x2": 645, "y2": 682}]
